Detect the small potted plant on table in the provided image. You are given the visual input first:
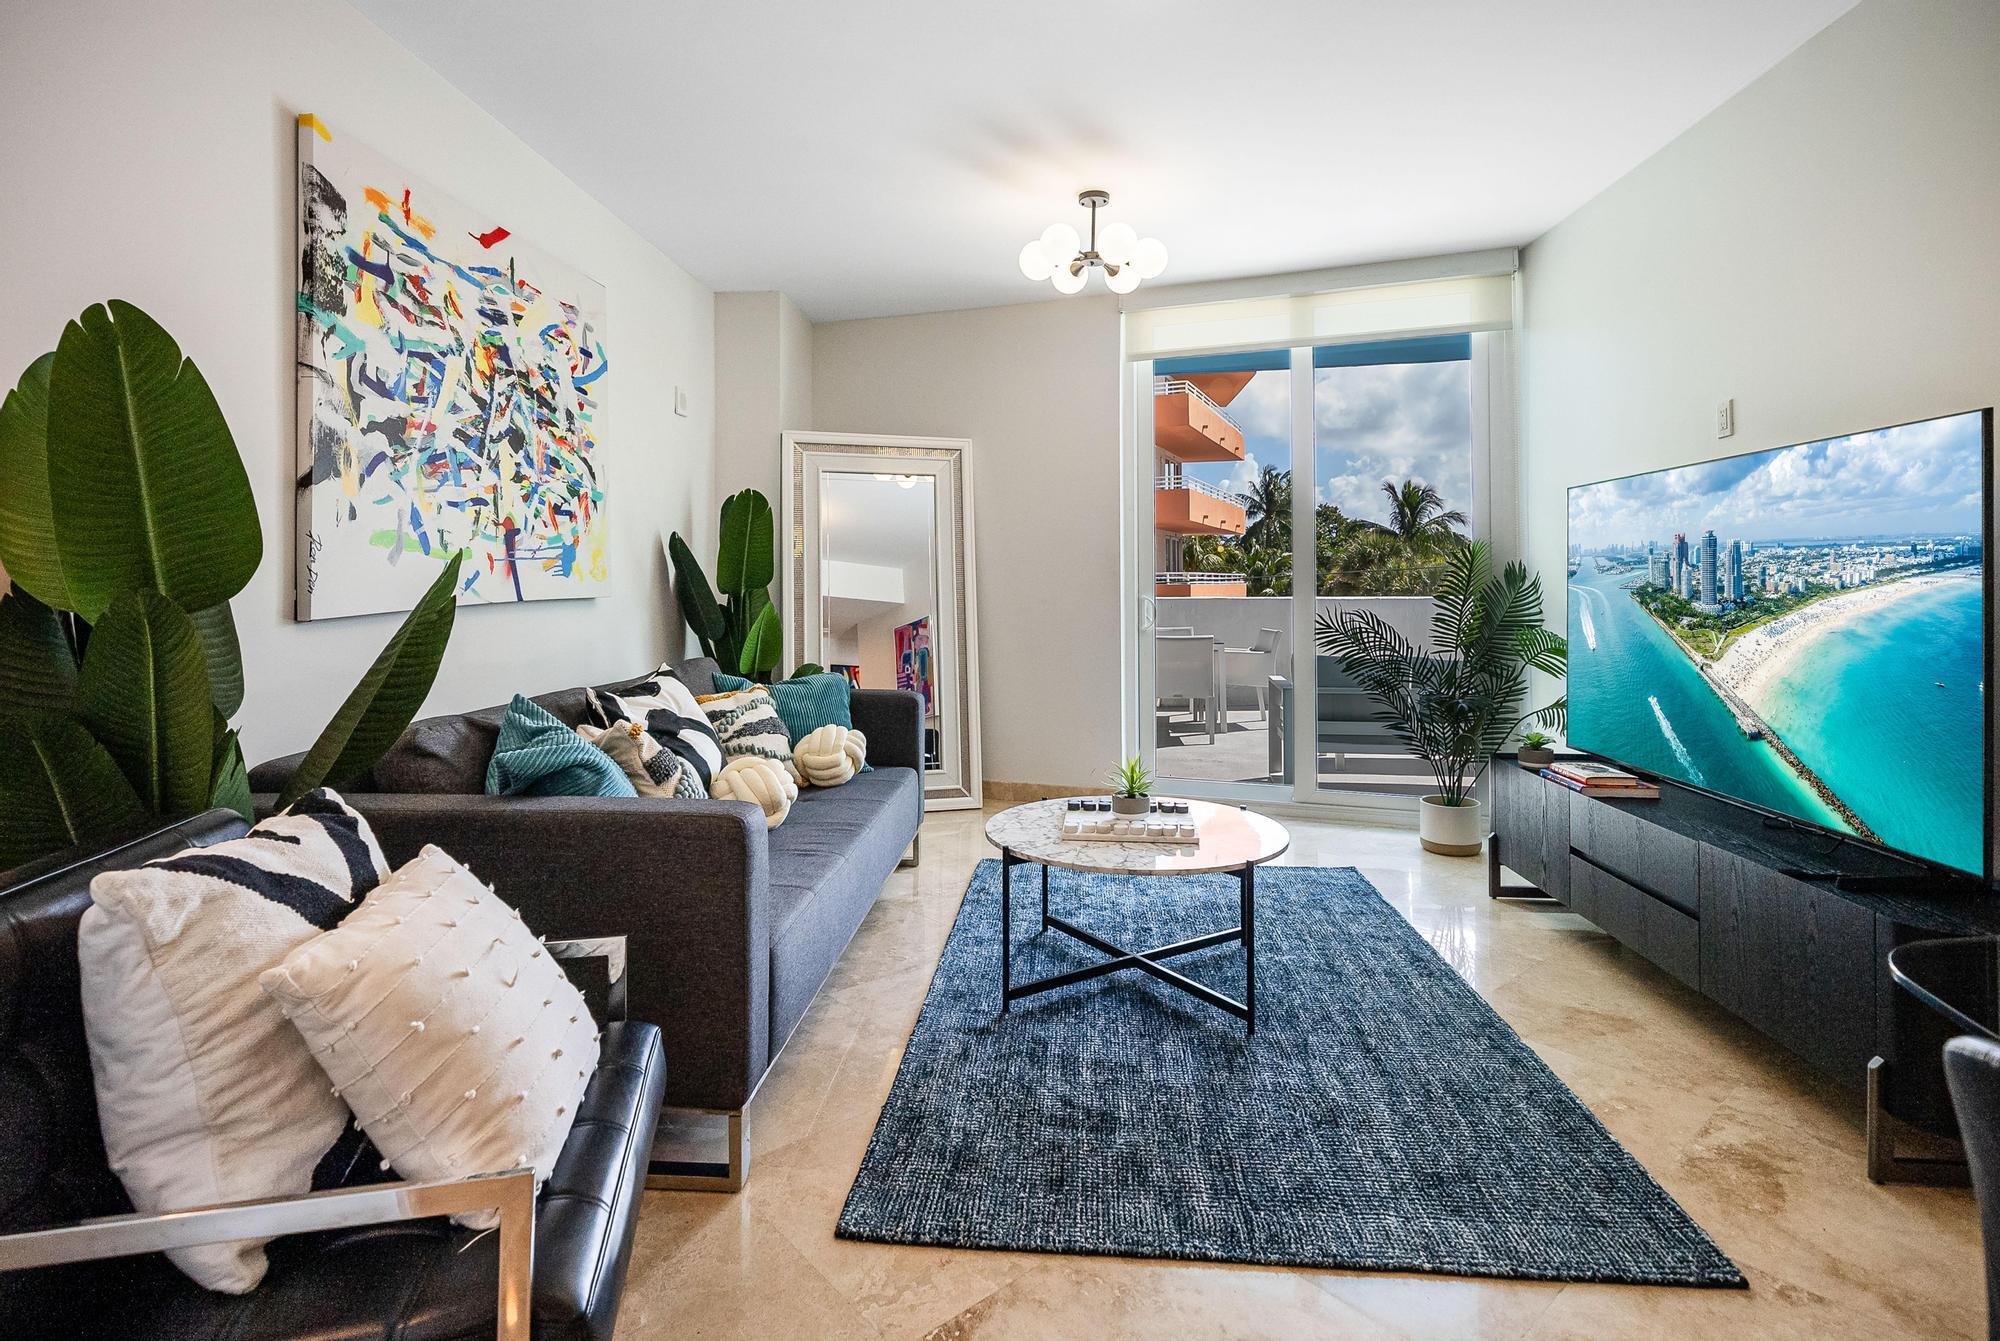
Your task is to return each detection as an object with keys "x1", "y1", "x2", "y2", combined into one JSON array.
[
  {"x1": 1518, "y1": 730, "x2": 1557, "y2": 769},
  {"x1": 1106, "y1": 756, "x2": 1155, "y2": 816}
]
